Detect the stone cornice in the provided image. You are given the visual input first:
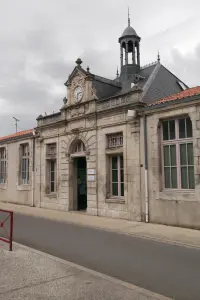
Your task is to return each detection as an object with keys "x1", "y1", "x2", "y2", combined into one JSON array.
[{"x1": 96, "y1": 91, "x2": 143, "y2": 112}]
